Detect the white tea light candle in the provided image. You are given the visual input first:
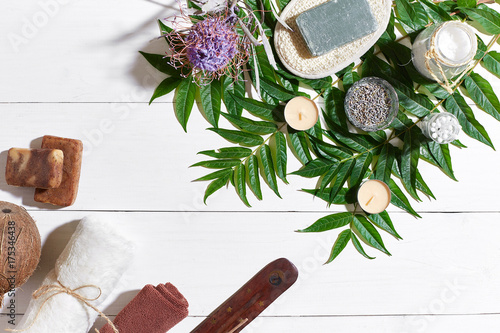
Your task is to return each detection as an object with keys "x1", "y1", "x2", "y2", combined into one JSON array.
[
  {"x1": 412, "y1": 21, "x2": 477, "y2": 83},
  {"x1": 284, "y1": 96, "x2": 319, "y2": 131},
  {"x1": 358, "y1": 180, "x2": 391, "y2": 214}
]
